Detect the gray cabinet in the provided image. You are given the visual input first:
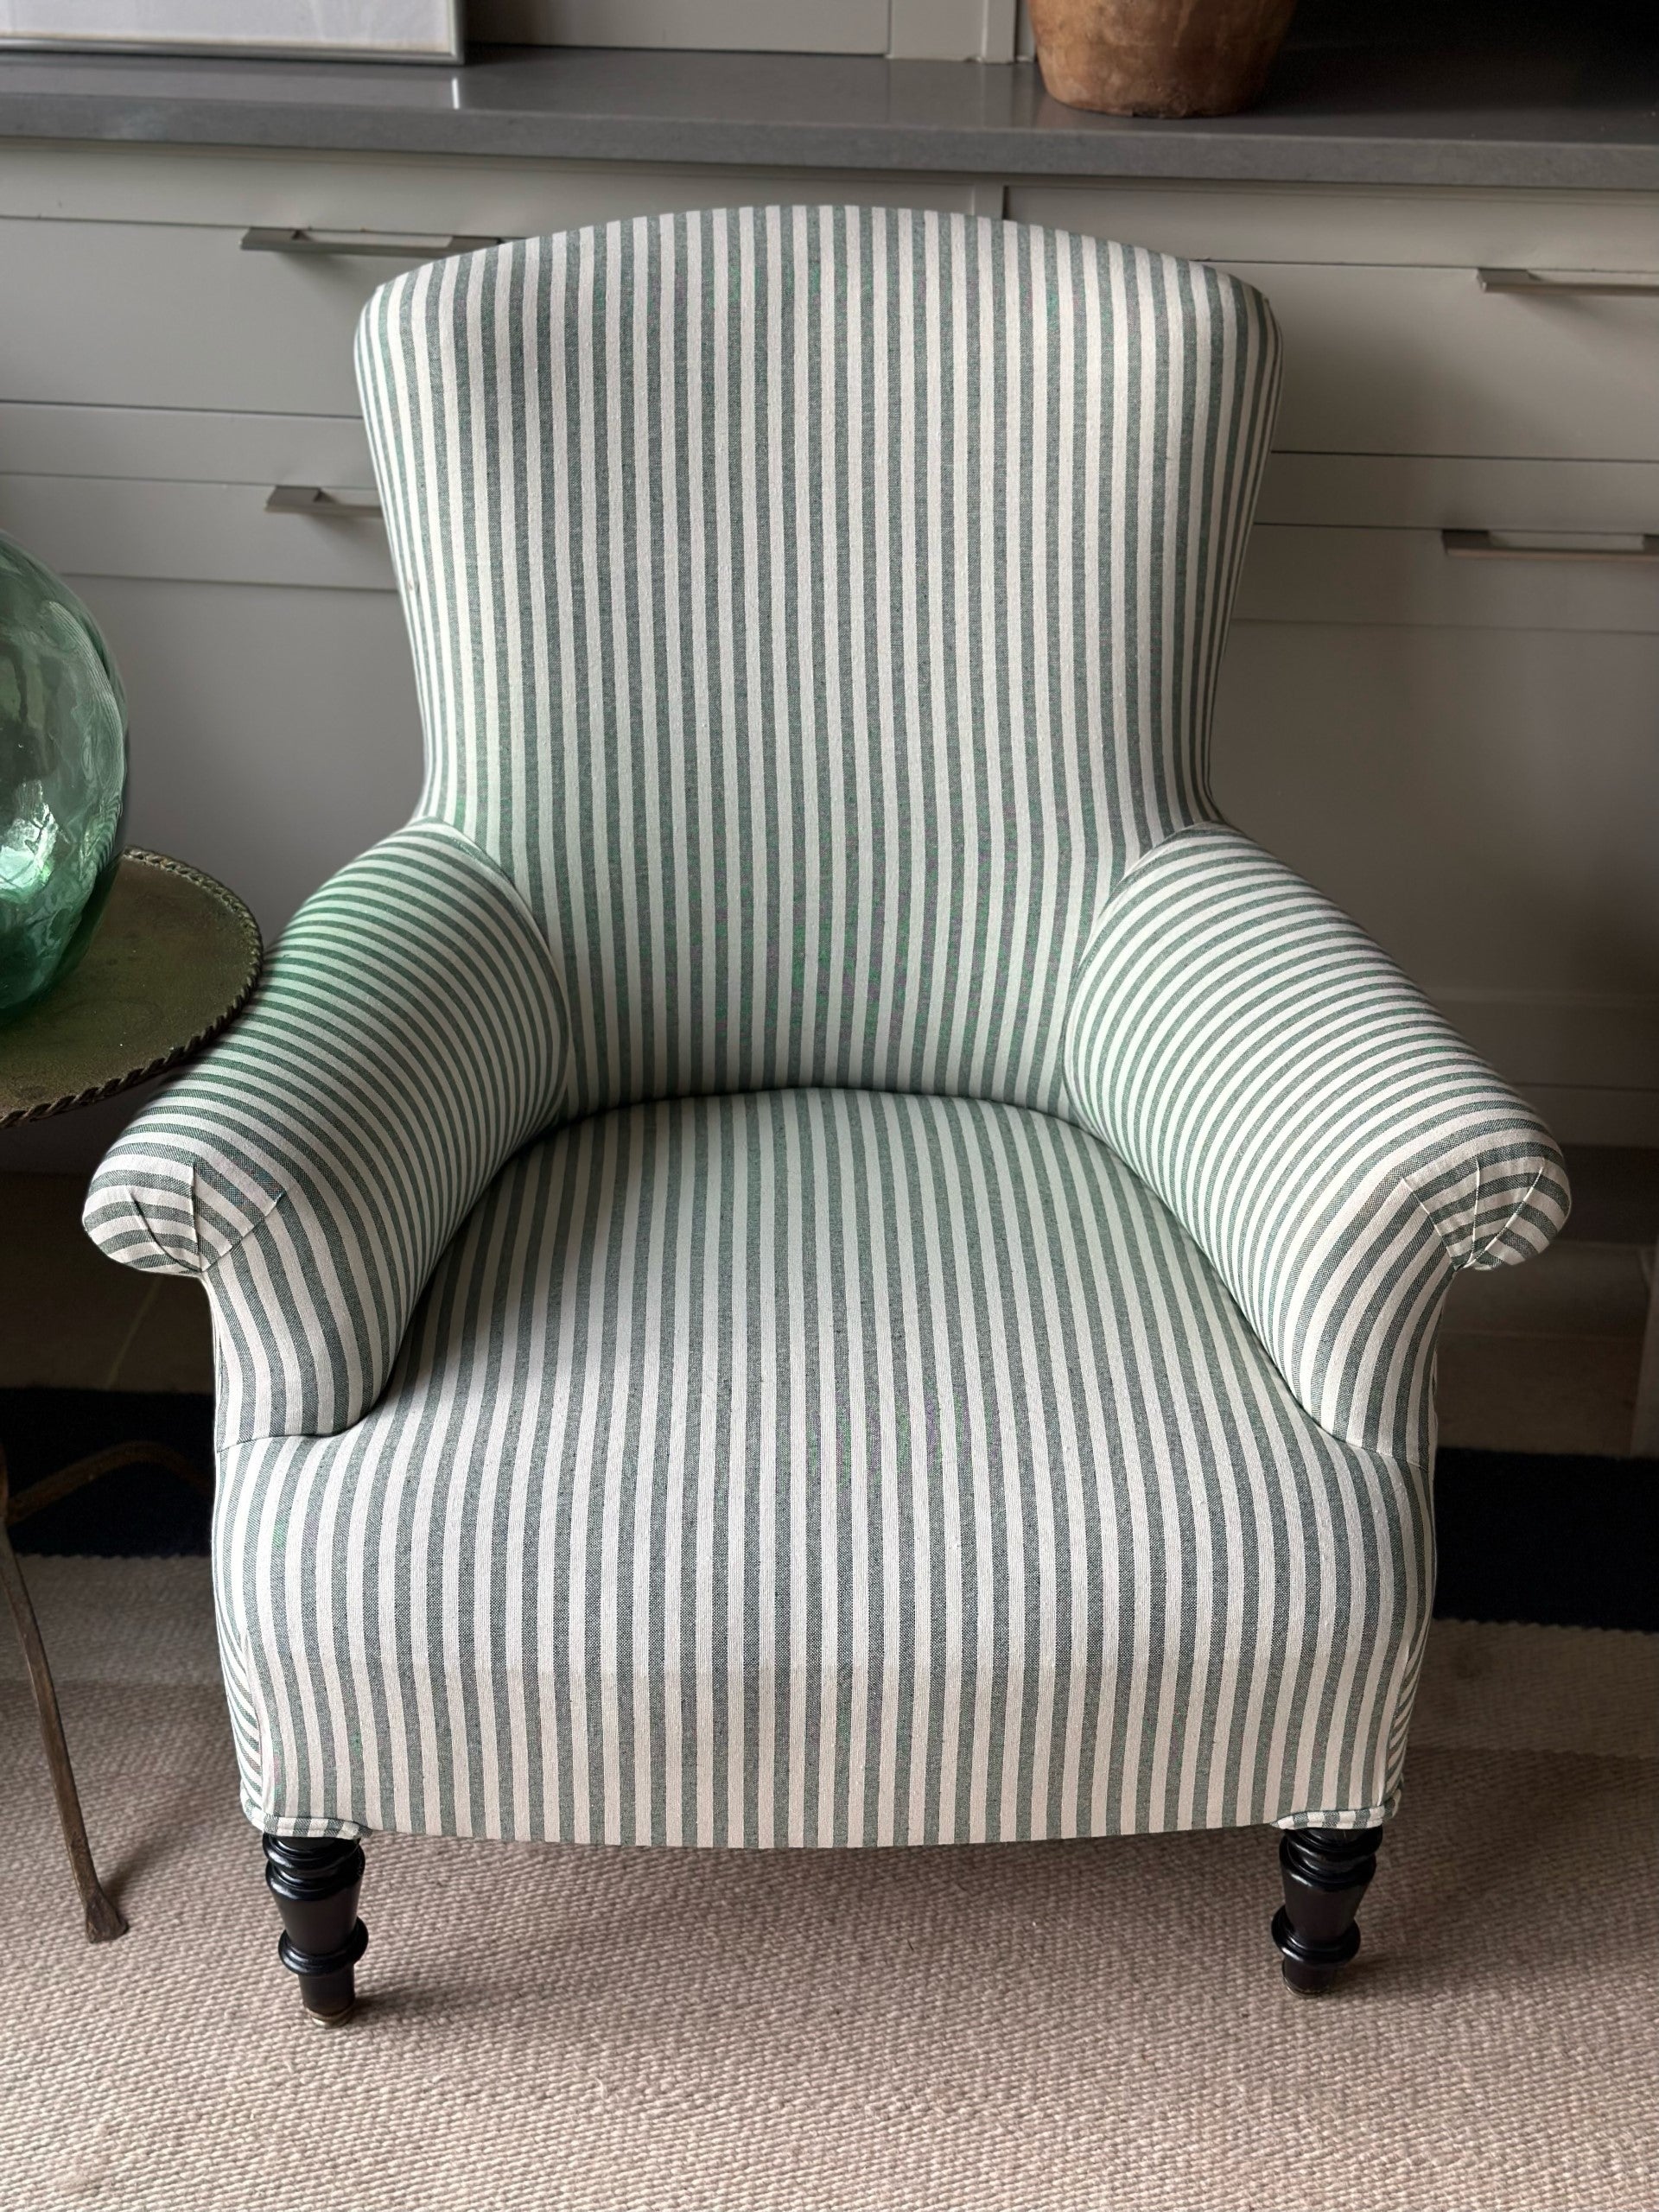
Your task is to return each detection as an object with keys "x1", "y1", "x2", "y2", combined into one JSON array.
[
  {"x1": 73, "y1": 575, "x2": 423, "y2": 936},
  {"x1": 1213, "y1": 623, "x2": 1659, "y2": 1141}
]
